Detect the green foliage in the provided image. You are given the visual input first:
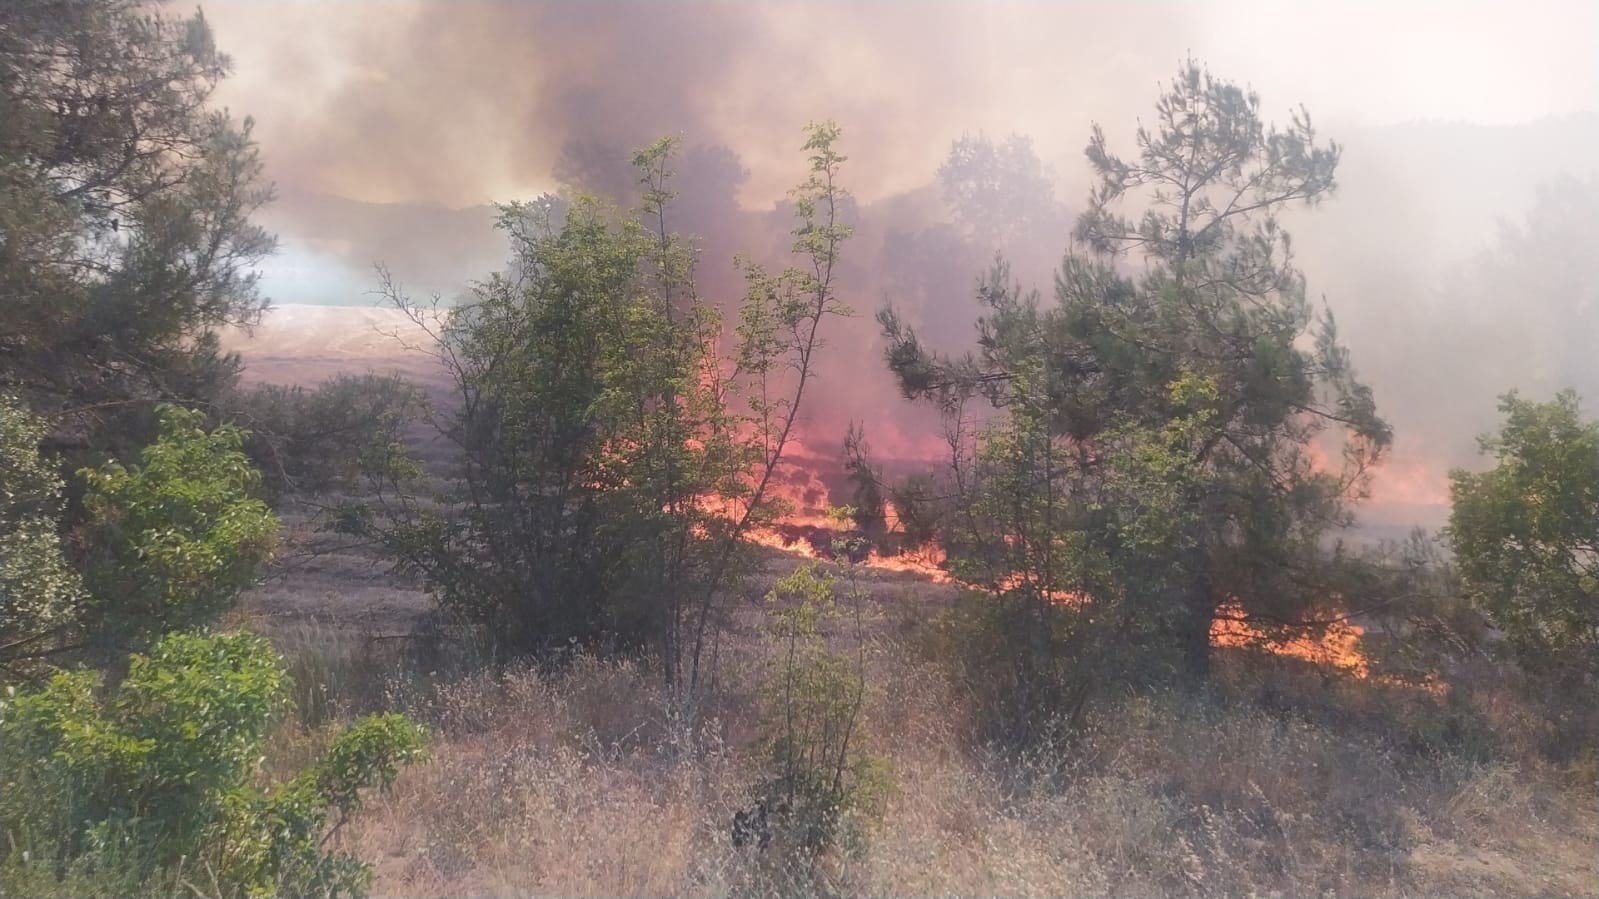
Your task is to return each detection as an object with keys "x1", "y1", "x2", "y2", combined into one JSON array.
[
  {"x1": 214, "y1": 712, "x2": 427, "y2": 898},
  {"x1": 842, "y1": 423, "x2": 888, "y2": 547},
  {"x1": 880, "y1": 60, "x2": 1390, "y2": 702},
  {"x1": 755, "y1": 559, "x2": 891, "y2": 857},
  {"x1": 0, "y1": 397, "x2": 85, "y2": 679},
  {"x1": 0, "y1": 633, "x2": 287, "y2": 871},
  {"x1": 376, "y1": 189, "x2": 722, "y2": 656},
  {"x1": 0, "y1": 0, "x2": 275, "y2": 458},
  {"x1": 0, "y1": 403, "x2": 419, "y2": 896},
  {"x1": 1450, "y1": 392, "x2": 1599, "y2": 679},
  {"x1": 222, "y1": 374, "x2": 427, "y2": 497},
  {"x1": 77, "y1": 405, "x2": 278, "y2": 647},
  {"x1": 3, "y1": 400, "x2": 277, "y2": 678},
  {"x1": 374, "y1": 124, "x2": 852, "y2": 696},
  {"x1": 0, "y1": 632, "x2": 427, "y2": 898}
]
